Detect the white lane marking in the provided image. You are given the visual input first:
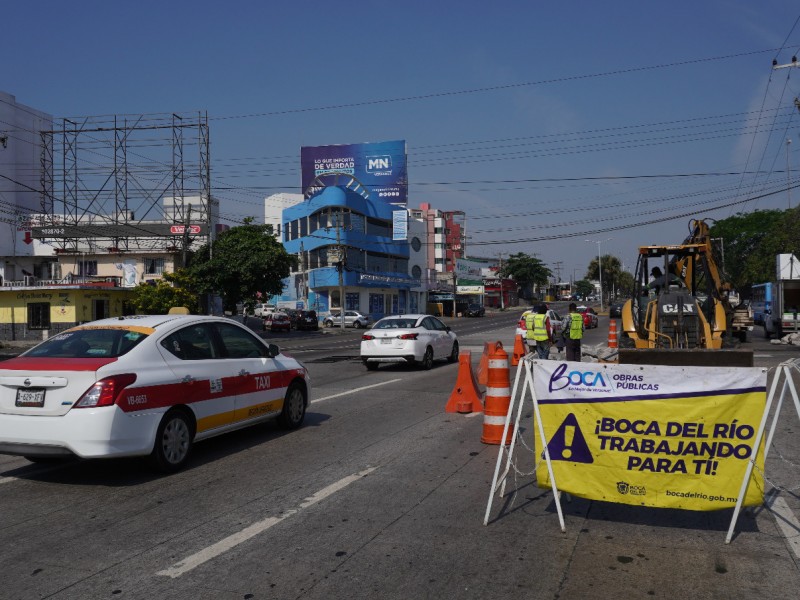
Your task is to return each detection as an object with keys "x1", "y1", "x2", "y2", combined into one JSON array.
[
  {"x1": 156, "y1": 466, "x2": 378, "y2": 578},
  {"x1": 0, "y1": 476, "x2": 17, "y2": 485},
  {"x1": 466, "y1": 411, "x2": 483, "y2": 418},
  {"x1": 312, "y1": 379, "x2": 402, "y2": 404},
  {"x1": 767, "y1": 495, "x2": 800, "y2": 559}
]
